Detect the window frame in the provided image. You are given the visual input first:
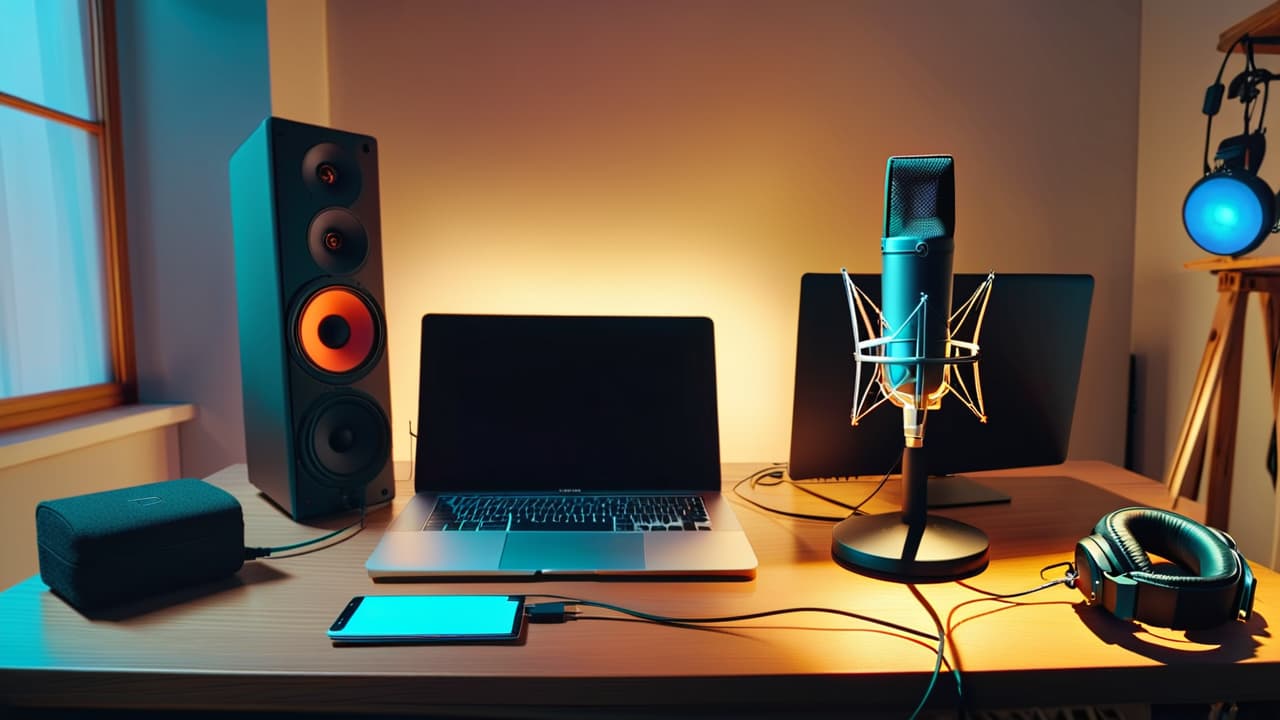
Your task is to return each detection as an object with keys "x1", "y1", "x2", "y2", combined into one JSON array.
[{"x1": 0, "y1": 0, "x2": 136, "y2": 432}]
